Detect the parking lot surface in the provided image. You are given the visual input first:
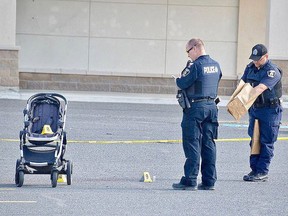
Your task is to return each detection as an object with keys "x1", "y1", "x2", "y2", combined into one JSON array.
[{"x1": 1, "y1": 90, "x2": 288, "y2": 216}]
